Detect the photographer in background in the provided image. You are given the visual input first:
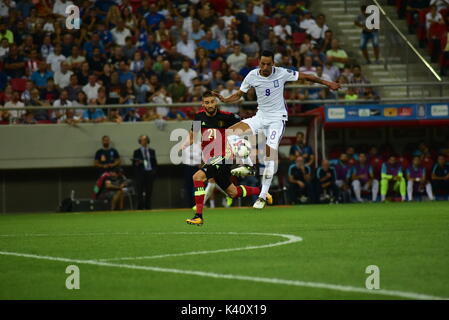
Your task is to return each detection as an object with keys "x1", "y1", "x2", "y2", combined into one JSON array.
[
  {"x1": 93, "y1": 167, "x2": 129, "y2": 211},
  {"x1": 133, "y1": 135, "x2": 158, "y2": 210},
  {"x1": 94, "y1": 135, "x2": 121, "y2": 174}
]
